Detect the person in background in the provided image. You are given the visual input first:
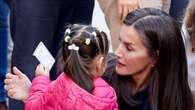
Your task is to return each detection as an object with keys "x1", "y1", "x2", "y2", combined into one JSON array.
[
  {"x1": 6, "y1": 0, "x2": 95, "y2": 109},
  {"x1": 181, "y1": 0, "x2": 195, "y2": 98},
  {"x1": 0, "y1": 0, "x2": 9, "y2": 109},
  {"x1": 97, "y1": 0, "x2": 171, "y2": 50}
]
